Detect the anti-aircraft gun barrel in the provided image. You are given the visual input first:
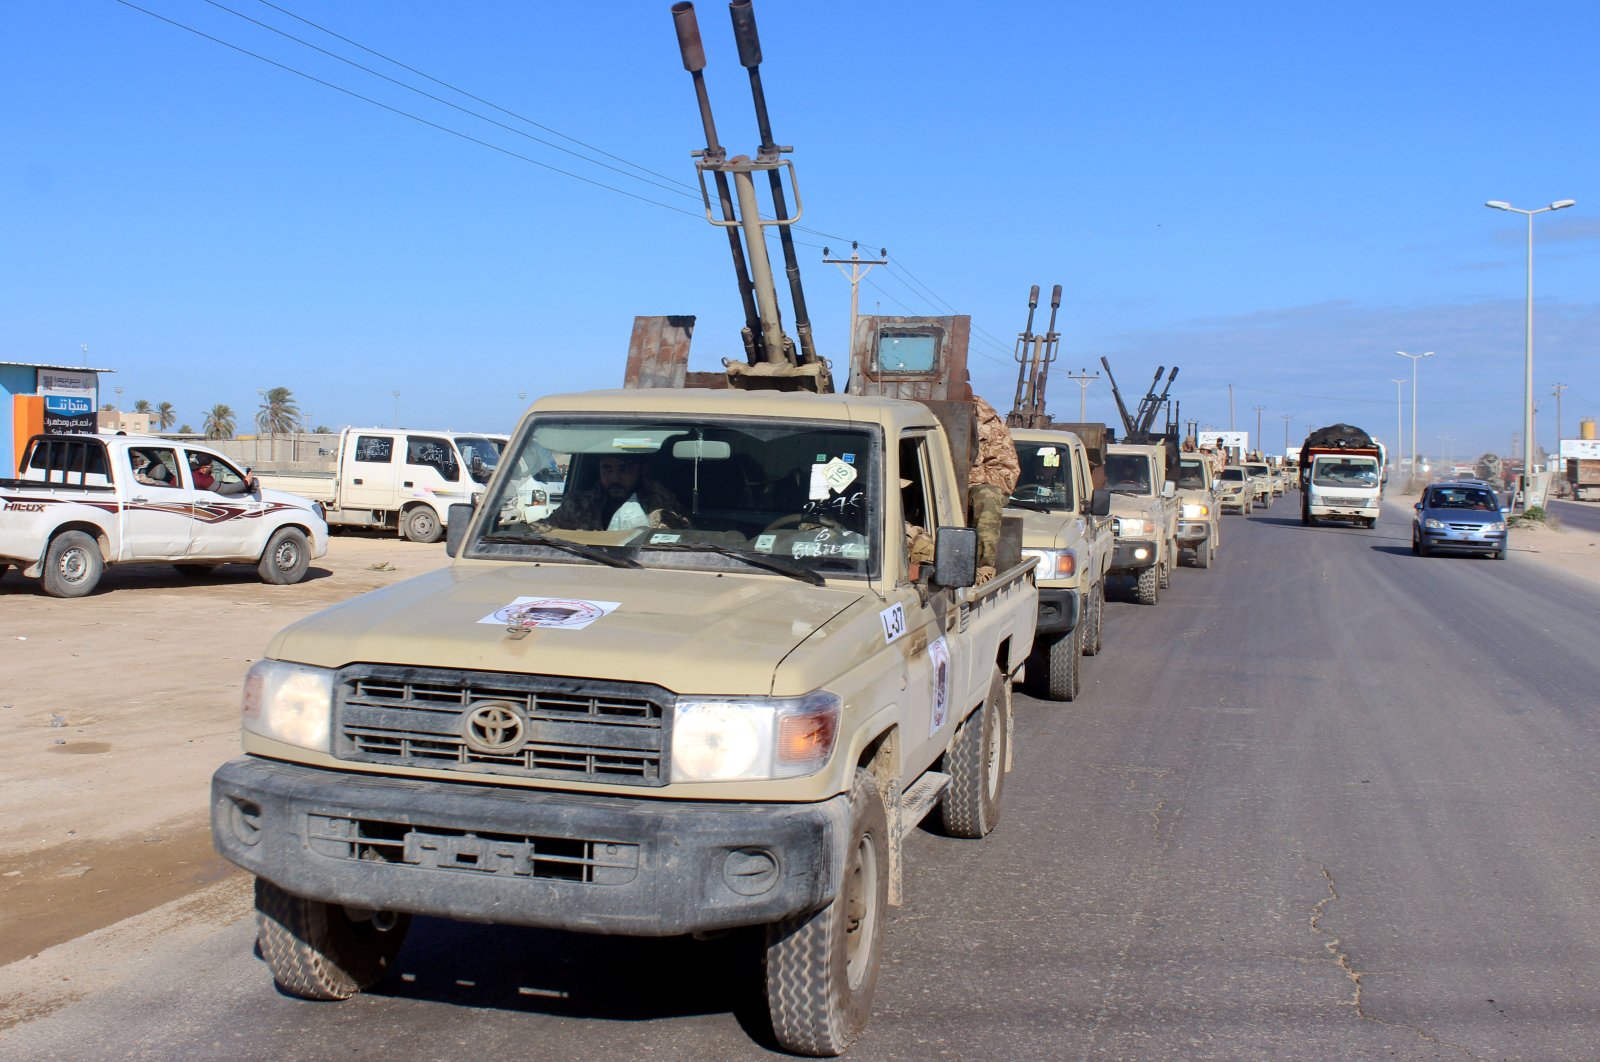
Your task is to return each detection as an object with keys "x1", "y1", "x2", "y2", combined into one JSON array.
[
  {"x1": 1101, "y1": 355, "x2": 1137, "y2": 439},
  {"x1": 729, "y1": 0, "x2": 819, "y2": 371},
  {"x1": 1034, "y1": 284, "x2": 1062, "y2": 422},
  {"x1": 672, "y1": 2, "x2": 763, "y2": 361},
  {"x1": 1011, "y1": 285, "x2": 1040, "y2": 416}
]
